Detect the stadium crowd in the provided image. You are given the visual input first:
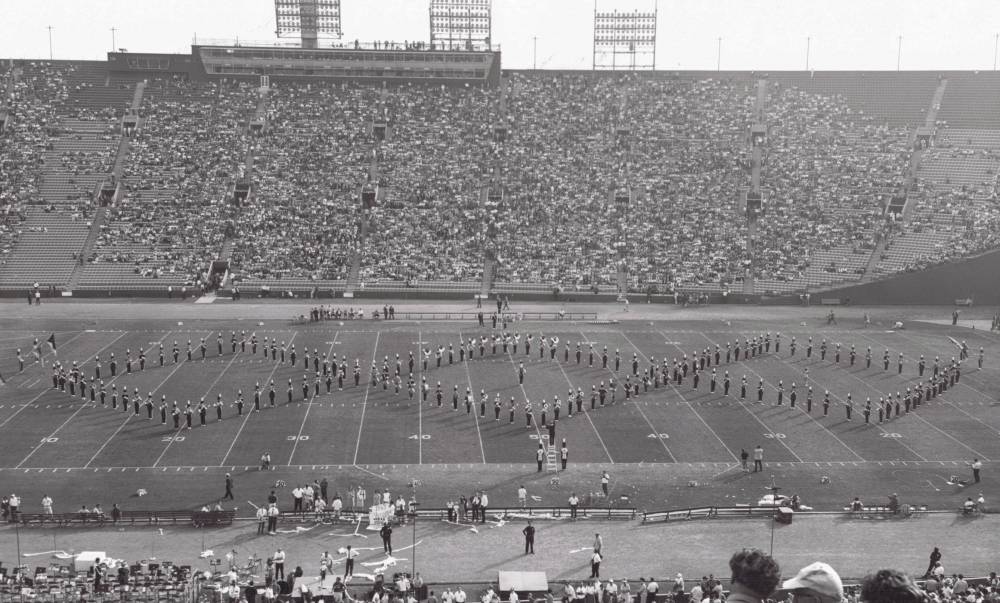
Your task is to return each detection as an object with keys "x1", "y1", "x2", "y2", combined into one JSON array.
[
  {"x1": 4, "y1": 62, "x2": 1000, "y2": 293},
  {"x1": 86, "y1": 77, "x2": 250, "y2": 282},
  {"x1": 0, "y1": 63, "x2": 70, "y2": 260},
  {"x1": 358, "y1": 82, "x2": 495, "y2": 285},
  {"x1": 230, "y1": 81, "x2": 369, "y2": 283}
]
